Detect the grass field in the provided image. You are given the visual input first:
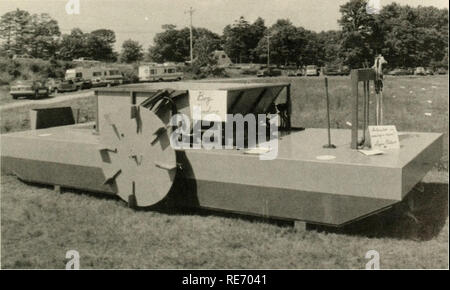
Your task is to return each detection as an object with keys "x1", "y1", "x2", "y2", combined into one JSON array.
[
  {"x1": 0, "y1": 93, "x2": 97, "y2": 134},
  {"x1": 0, "y1": 86, "x2": 9, "y2": 105},
  {"x1": 1, "y1": 75, "x2": 448, "y2": 269}
]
